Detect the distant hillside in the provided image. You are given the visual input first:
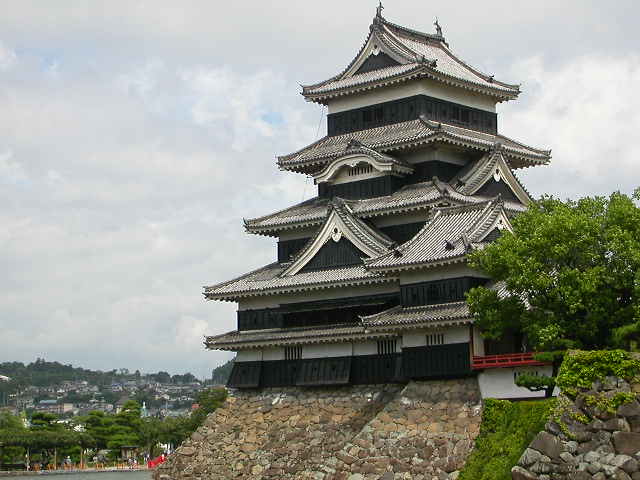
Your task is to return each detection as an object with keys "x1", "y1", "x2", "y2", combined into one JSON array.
[
  {"x1": 211, "y1": 358, "x2": 234, "y2": 385},
  {"x1": 0, "y1": 358, "x2": 202, "y2": 388}
]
